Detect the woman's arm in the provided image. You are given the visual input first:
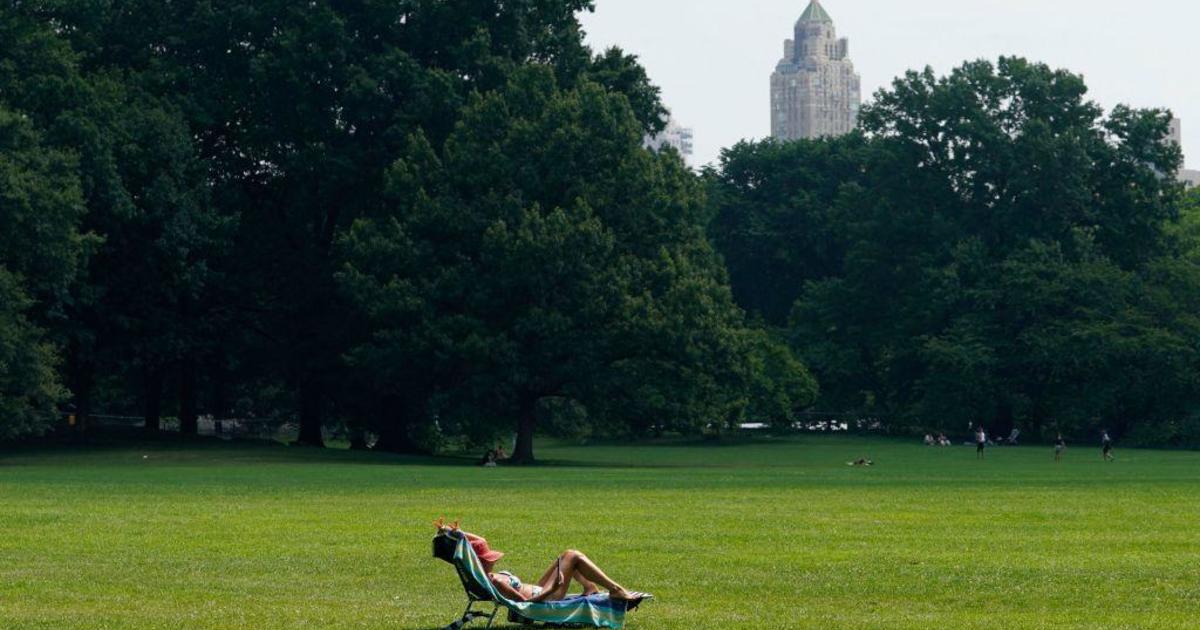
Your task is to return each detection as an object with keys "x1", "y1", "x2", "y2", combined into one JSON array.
[
  {"x1": 490, "y1": 574, "x2": 527, "y2": 602},
  {"x1": 529, "y1": 560, "x2": 565, "y2": 602},
  {"x1": 436, "y1": 525, "x2": 484, "y2": 545}
]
